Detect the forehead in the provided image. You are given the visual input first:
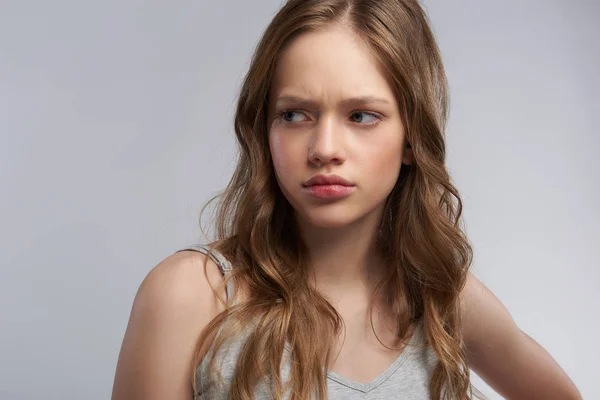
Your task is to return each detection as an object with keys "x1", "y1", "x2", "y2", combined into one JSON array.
[{"x1": 269, "y1": 25, "x2": 395, "y2": 103}]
